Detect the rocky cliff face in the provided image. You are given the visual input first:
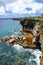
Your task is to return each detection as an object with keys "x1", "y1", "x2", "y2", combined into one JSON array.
[
  {"x1": 20, "y1": 19, "x2": 41, "y2": 50},
  {"x1": 38, "y1": 24, "x2": 43, "y2": 65},
  {"x1": 20, "y1": 19, "x2": 40, "y2": 36},
  {"x1": 20, "y1": 19, "x2": 40, "y2": 35}
]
